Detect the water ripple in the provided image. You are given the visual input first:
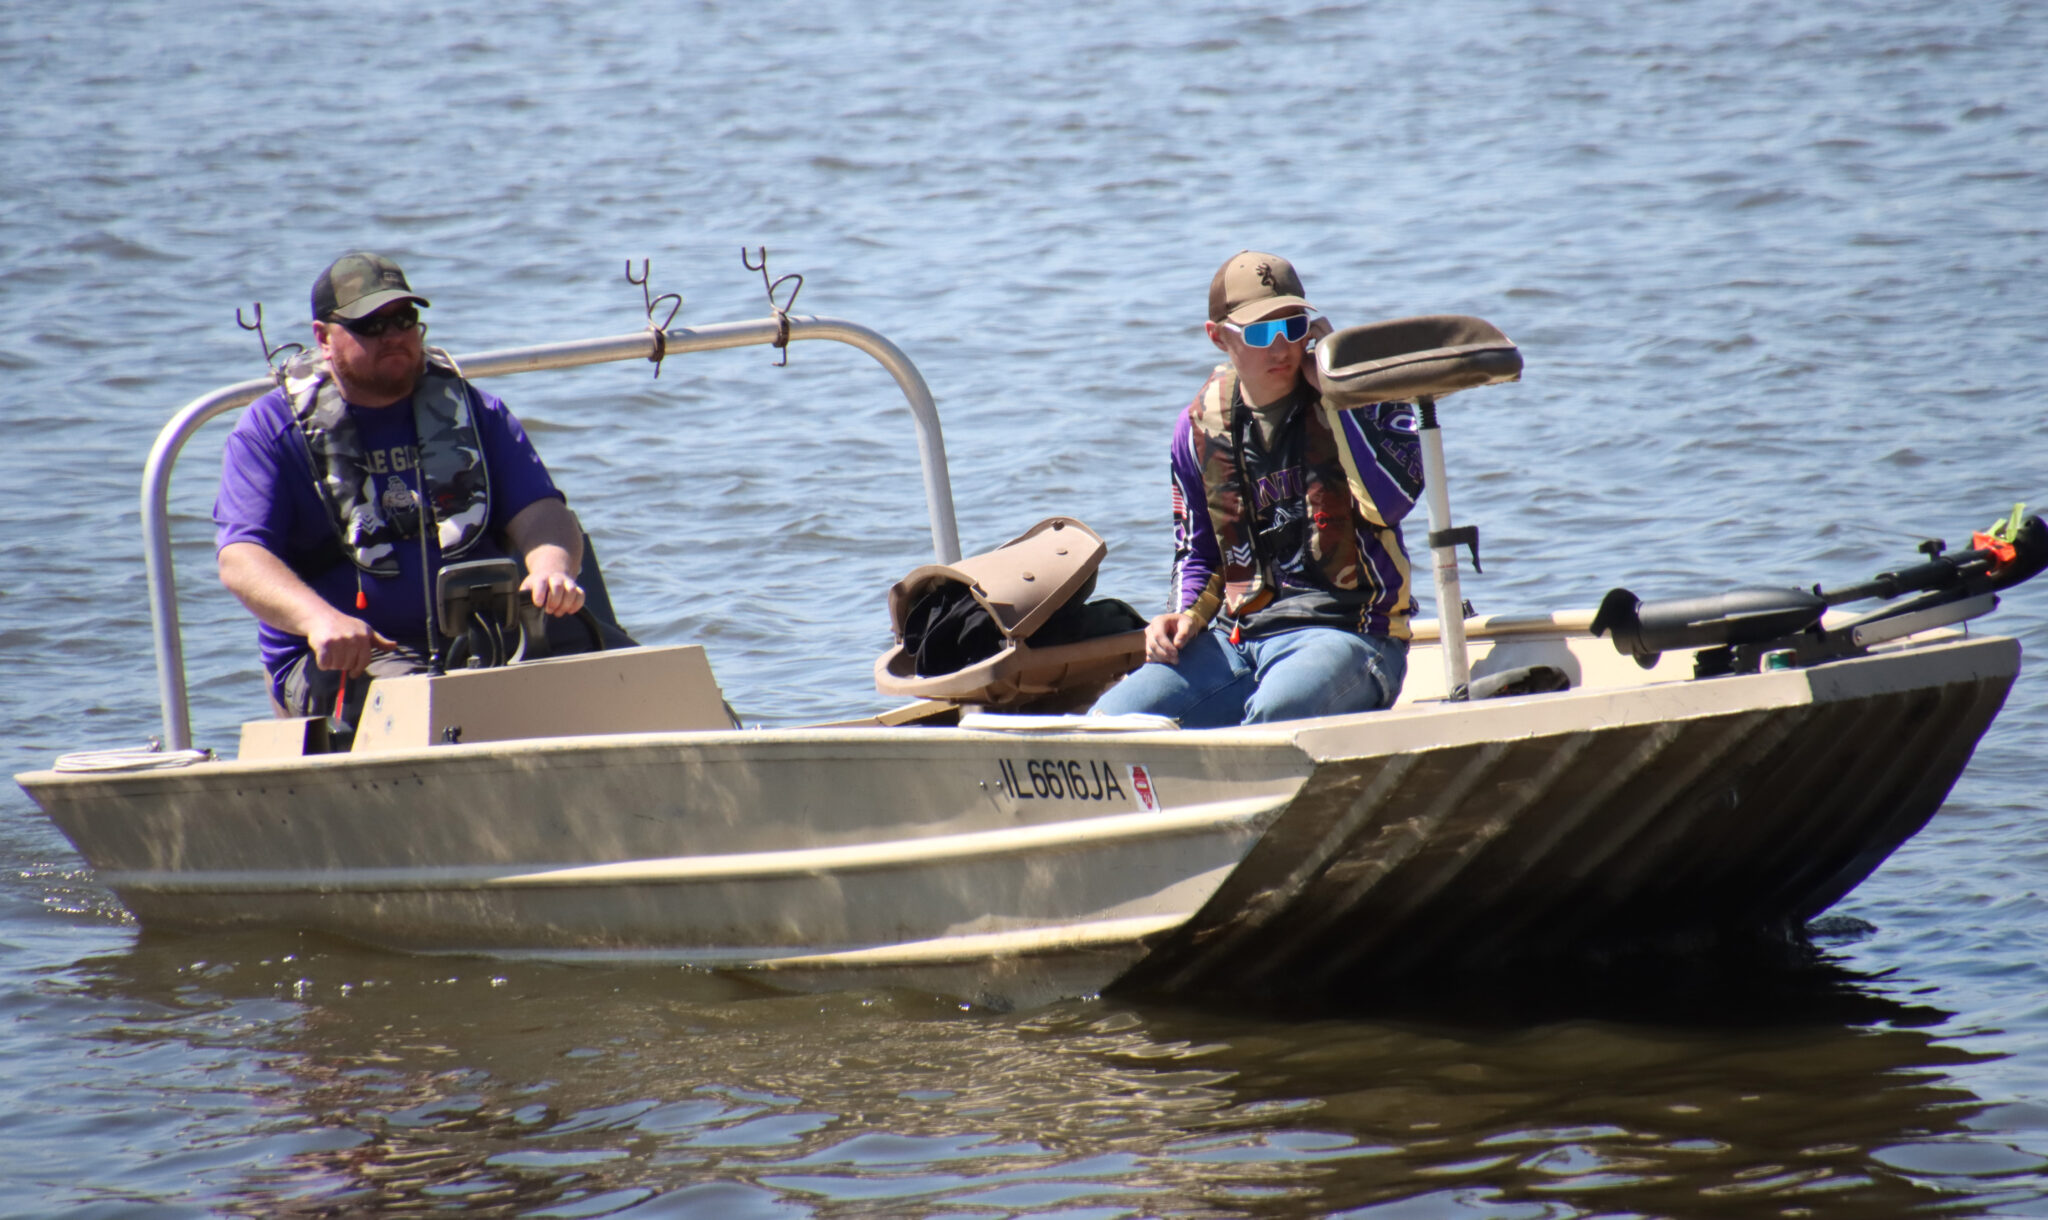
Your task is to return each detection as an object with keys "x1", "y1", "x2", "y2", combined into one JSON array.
[{"x1": 6, "y1": 0, "x2": 2048, "y2": 1213}]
